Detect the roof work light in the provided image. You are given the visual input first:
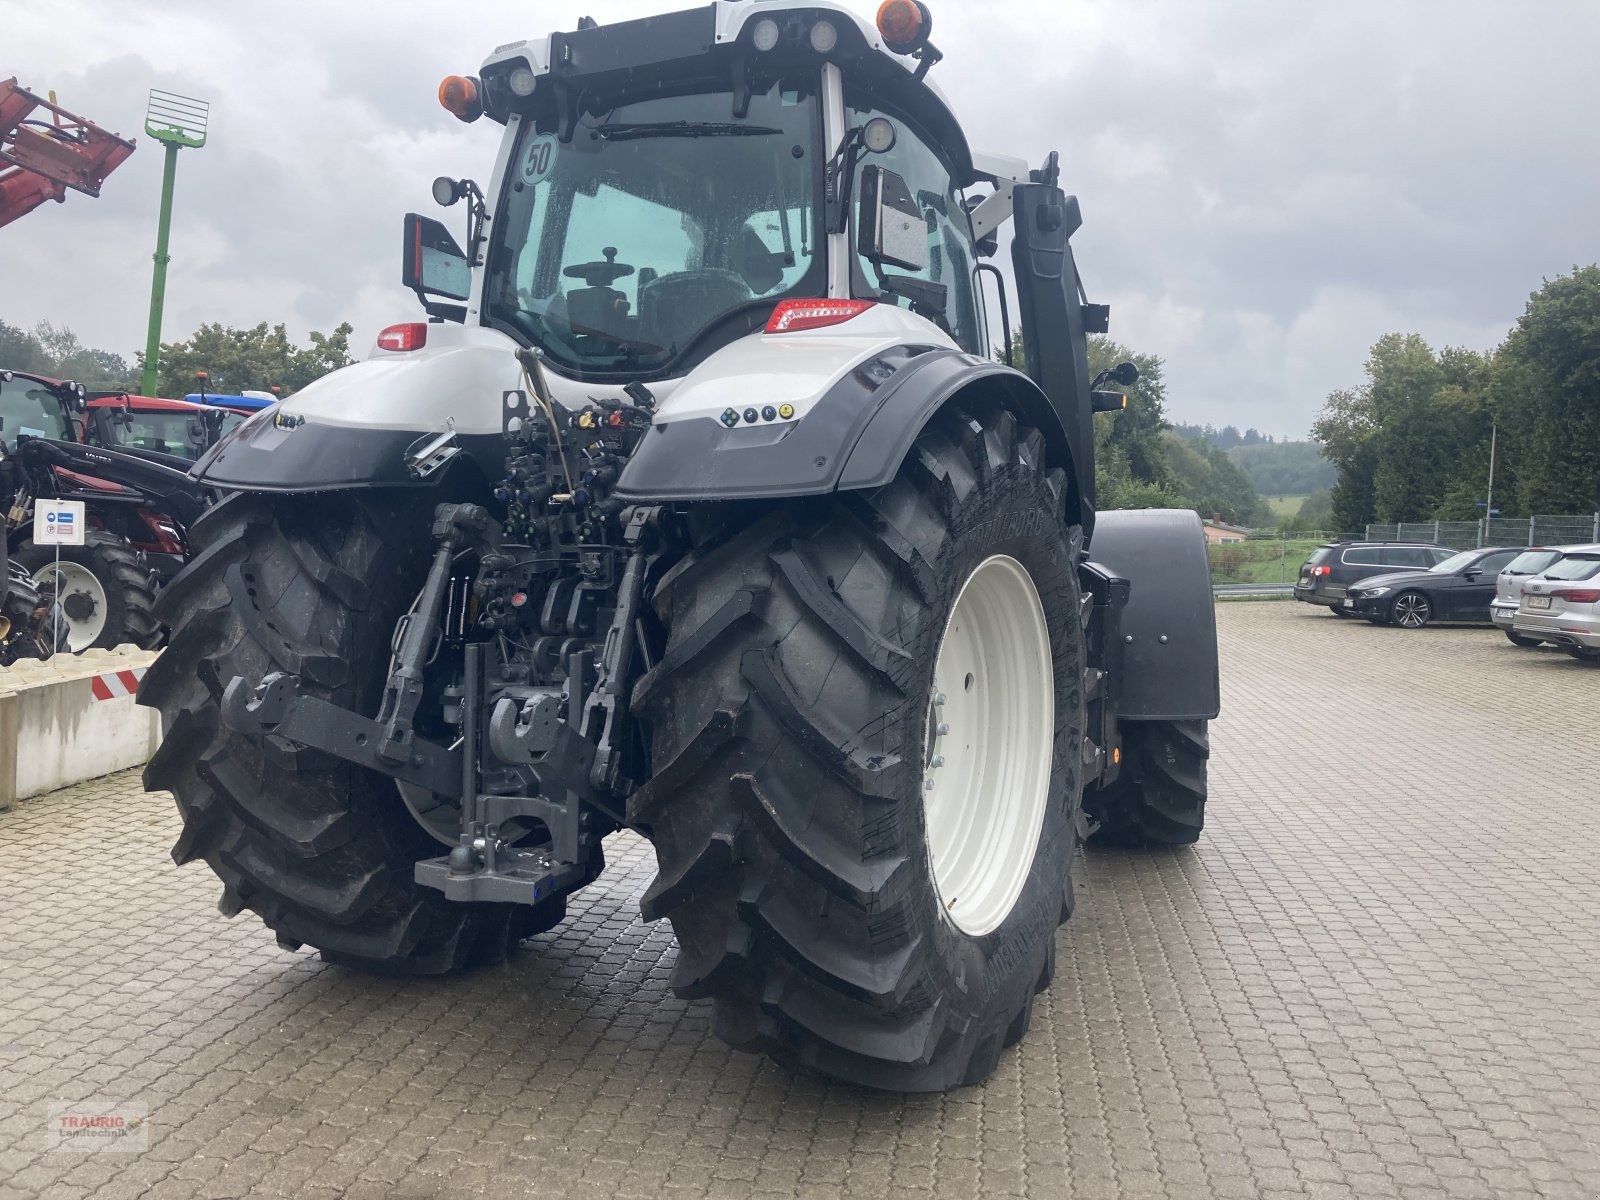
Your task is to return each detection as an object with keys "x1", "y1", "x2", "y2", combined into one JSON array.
[
  {"x1": 876, "y1": 0, "x2": 933, "y2": 54},
  {"x1": 438, "y1": 75, "x2": 483, "y2": 123}
]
